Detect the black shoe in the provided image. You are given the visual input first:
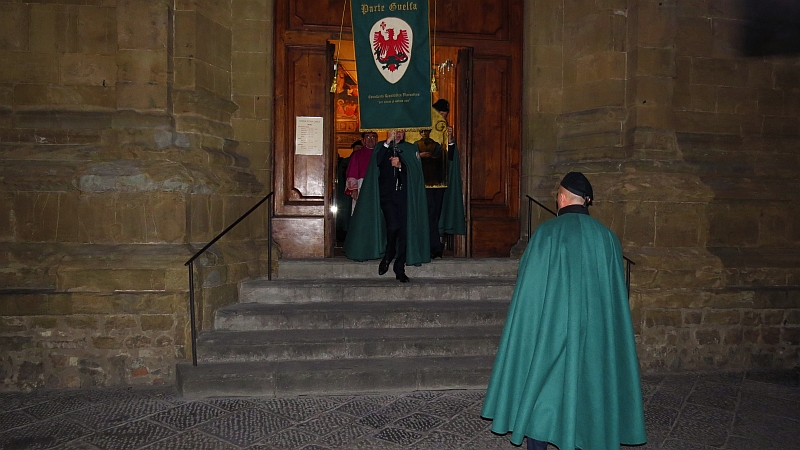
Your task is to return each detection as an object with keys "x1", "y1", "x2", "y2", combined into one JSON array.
[
  {"x1": 378, "y1": 259, "x2": 390, "y2": 276},
  {"x1": 396, "y1": 273, "x2": 410, "y2": 283},
  {"x1": 431, "y1": 250, "x2": 443, "y2": 259}
]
